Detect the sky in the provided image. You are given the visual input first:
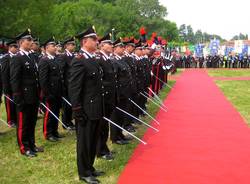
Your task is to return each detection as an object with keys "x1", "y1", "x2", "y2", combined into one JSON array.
[{"x1": 159, "y1": 0, "x2": 250, "y2": 40}]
